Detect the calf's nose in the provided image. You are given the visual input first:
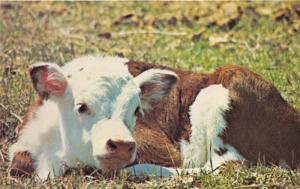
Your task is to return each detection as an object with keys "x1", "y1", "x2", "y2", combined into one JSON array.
[{"x1": 106, "y1": 139, "x2": 136, "y2": 156}]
